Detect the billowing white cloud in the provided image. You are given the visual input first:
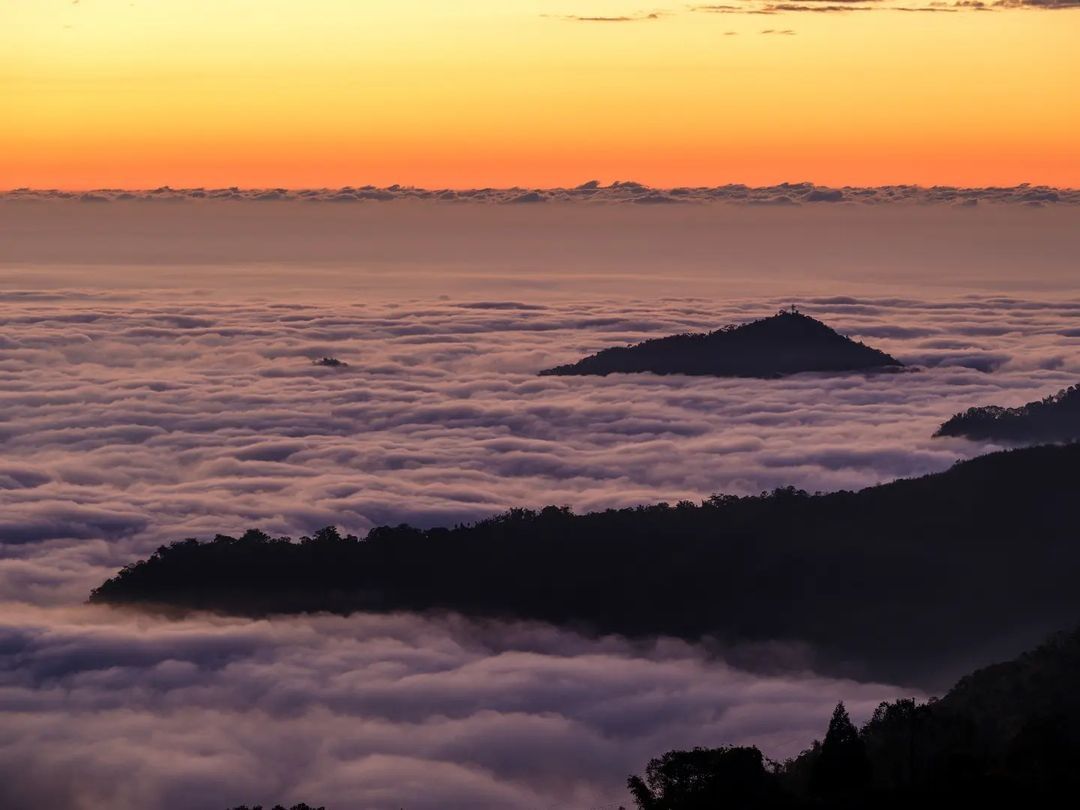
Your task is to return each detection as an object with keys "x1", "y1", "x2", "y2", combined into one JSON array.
[
  {"x1": 2, "y1": 291, "x2": 1078, "y2": 605},
  {"x1": 0, "y1": 605, "x2": 915, "y2": 810}
]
